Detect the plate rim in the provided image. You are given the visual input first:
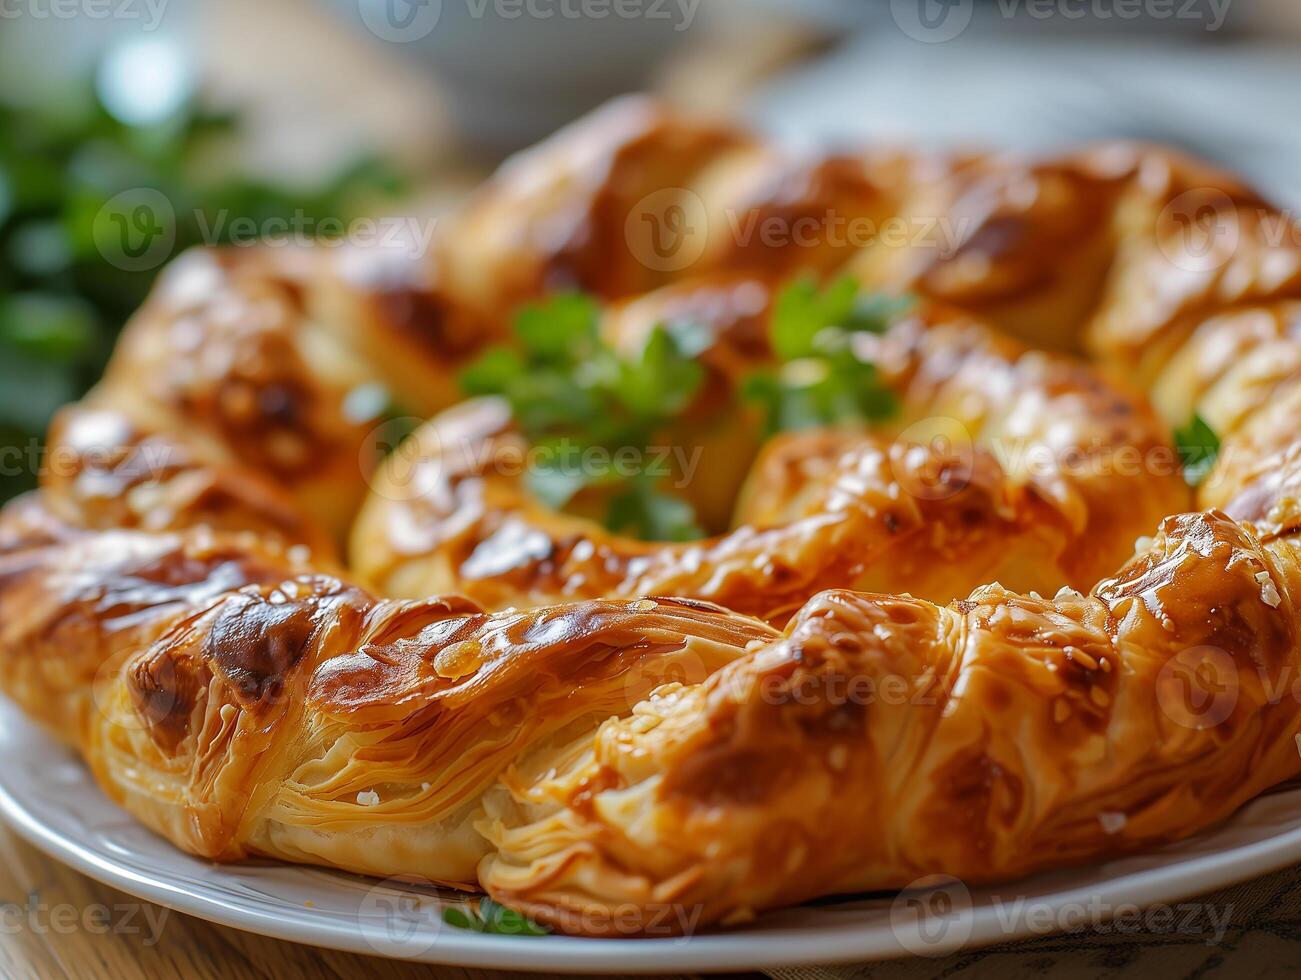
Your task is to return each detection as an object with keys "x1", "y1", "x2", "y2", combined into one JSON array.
[{"x1": 2, "y1": 701, "x2": 1301, "y2": 972}]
